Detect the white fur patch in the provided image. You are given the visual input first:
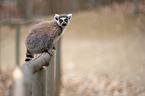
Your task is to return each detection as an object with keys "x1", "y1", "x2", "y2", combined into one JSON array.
[{"x1": 60, "y1": 17, "x2": 66, "y2": 20}]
